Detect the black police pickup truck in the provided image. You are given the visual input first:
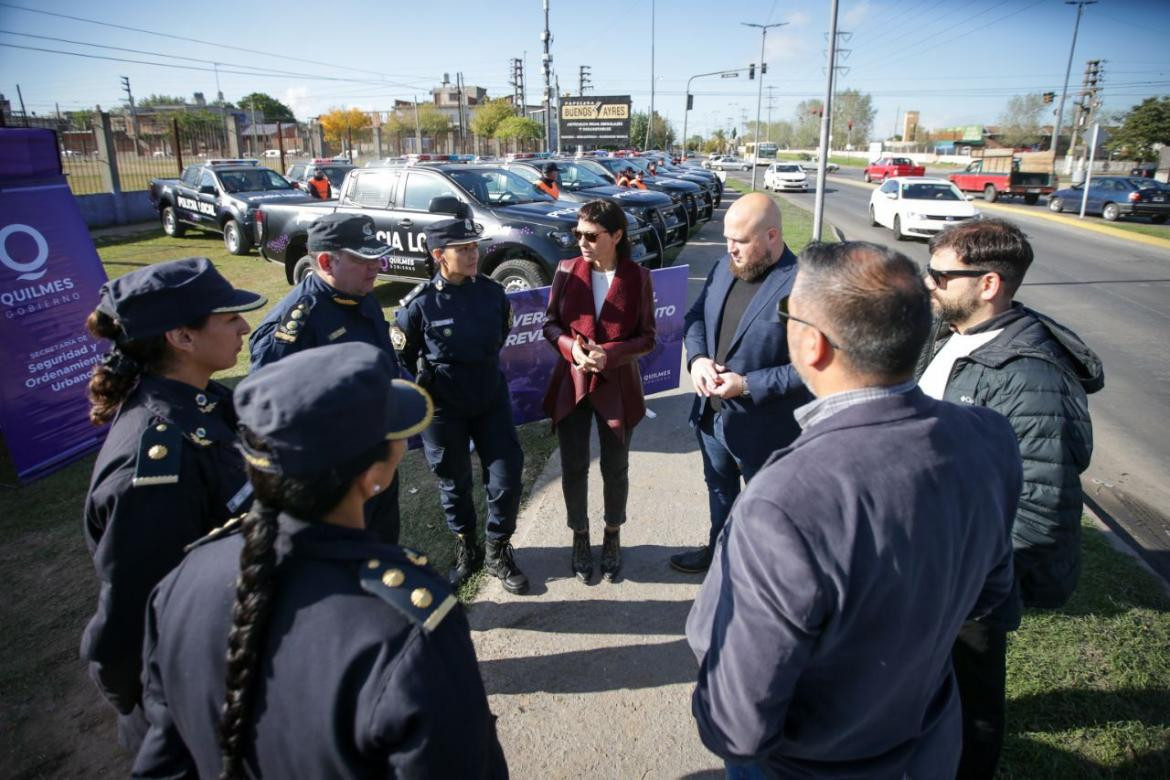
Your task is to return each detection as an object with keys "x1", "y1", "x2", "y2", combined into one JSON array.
[
  {"x1": 254, "y1": 162, "x2": 659, "y2": 292},
  {"x1": 581, "y1": 157, "x2": 713, "y2": 227},
  {"x1": 285, "y1": 159, "x2": 356, "y2": 196},
  {"x1": 505, "y1": 159, "x2": 689, "y2": 258},
  {"x1": 149, "y1": 159, "x2": 311, "y2": 255}
]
